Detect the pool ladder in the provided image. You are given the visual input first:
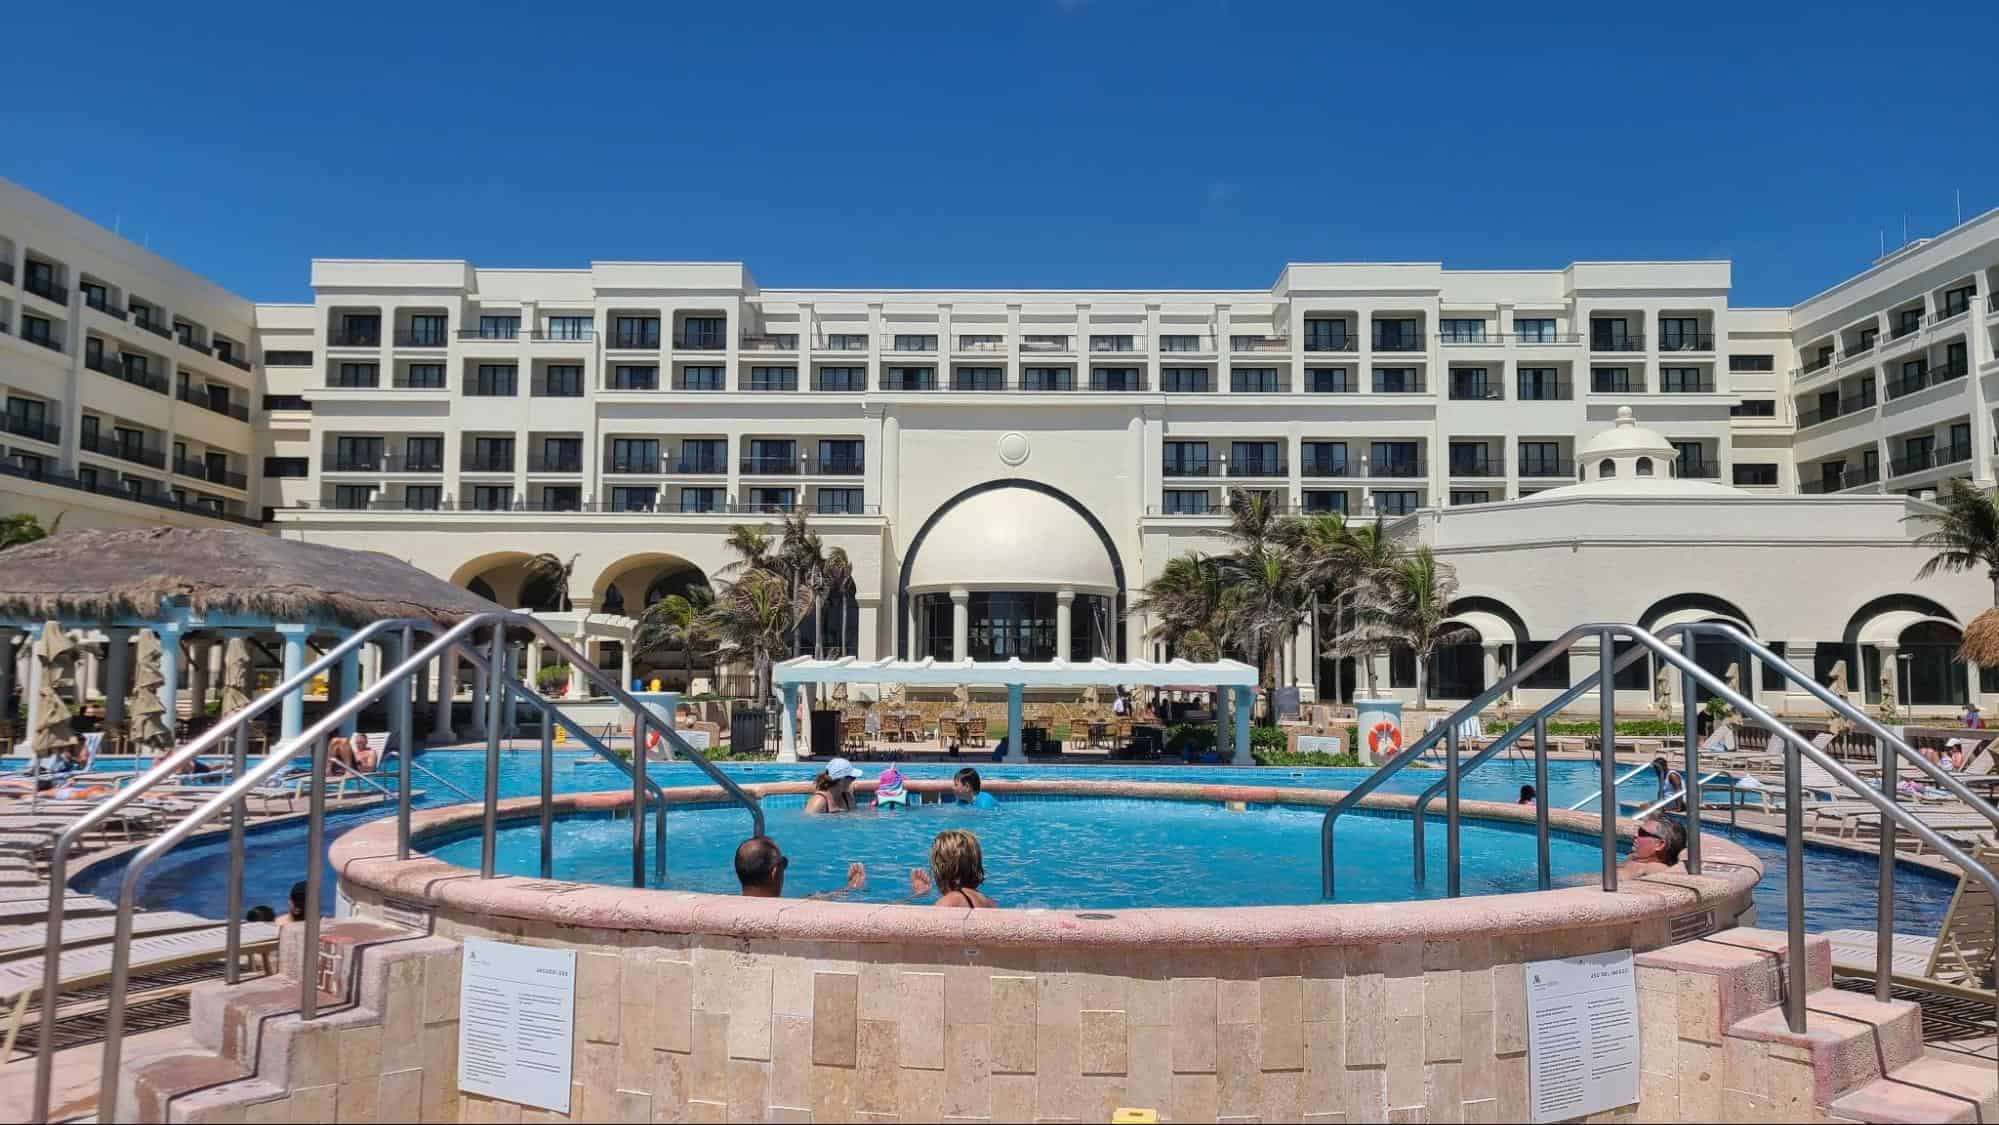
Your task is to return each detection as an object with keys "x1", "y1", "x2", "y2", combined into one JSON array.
[
  {"x1": 30, "y1": 610, "x2": 764, "y2": 1124},
  {"x1": 1323, "y1": 620, "x2": 1999, "y2": 1040}
]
